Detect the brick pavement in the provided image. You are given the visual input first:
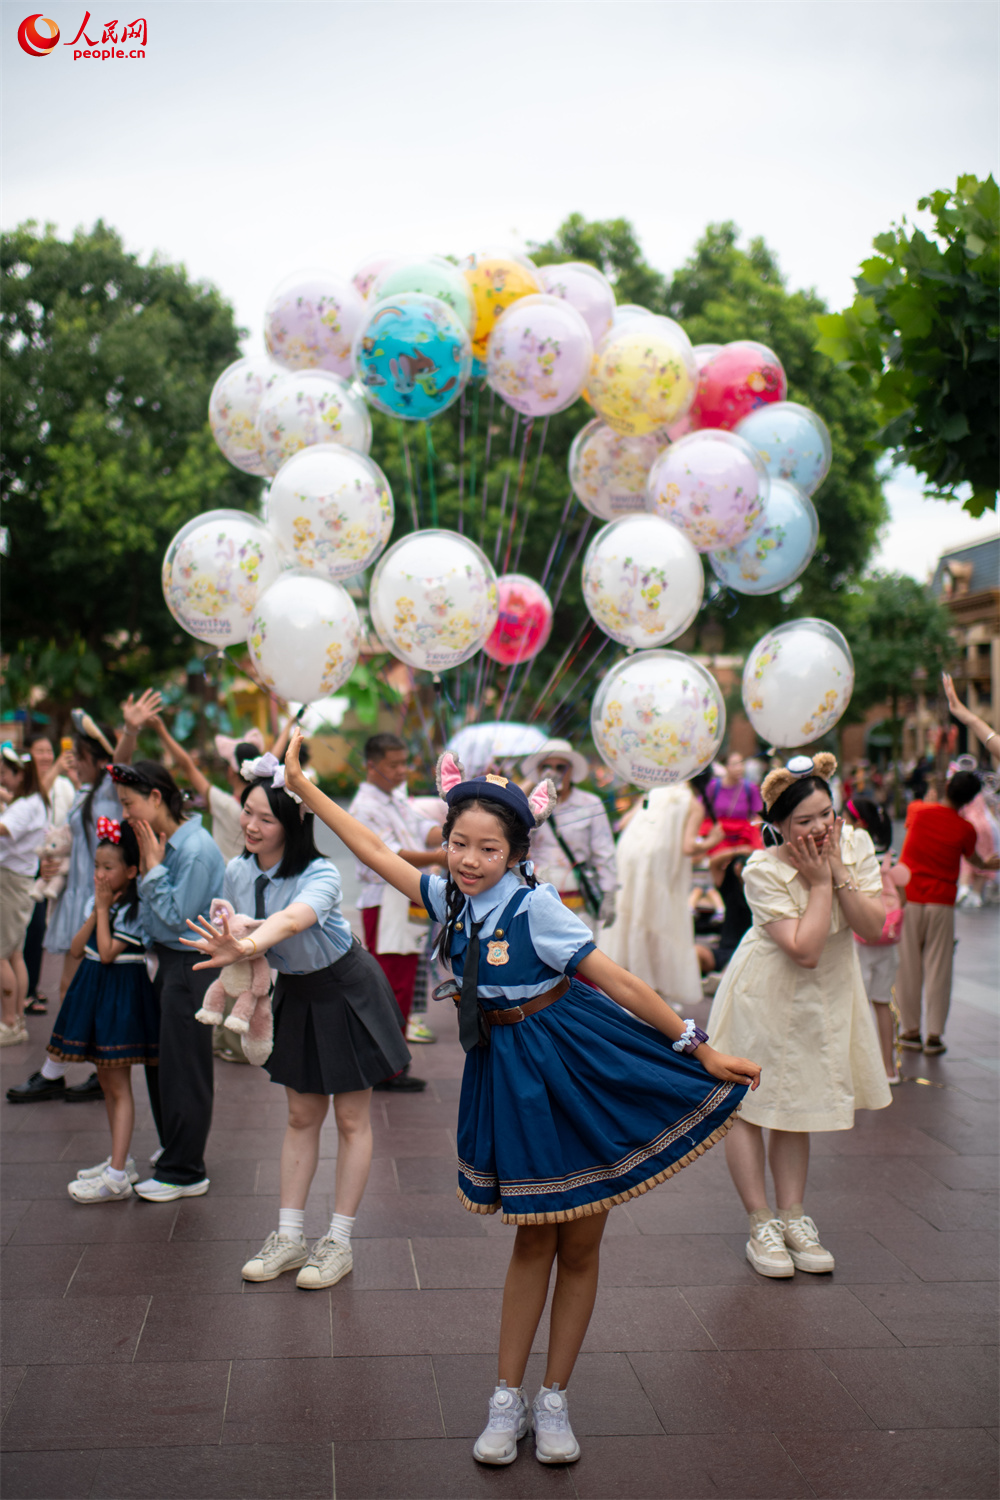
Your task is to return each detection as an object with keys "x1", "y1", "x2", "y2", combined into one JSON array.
[{"x1": 2, "y1": 909, "x2": 997, "y2": 1499}]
